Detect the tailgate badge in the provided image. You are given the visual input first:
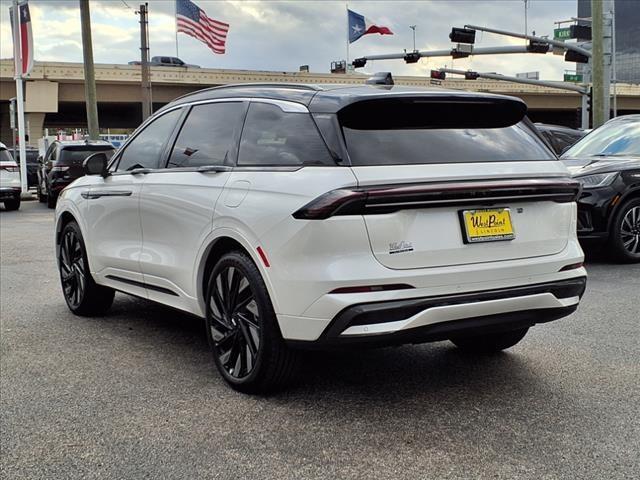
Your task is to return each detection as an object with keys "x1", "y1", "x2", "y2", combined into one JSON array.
[{"x1": 389, "y1": 241, "x2": 413, "y2": 255}]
